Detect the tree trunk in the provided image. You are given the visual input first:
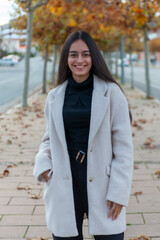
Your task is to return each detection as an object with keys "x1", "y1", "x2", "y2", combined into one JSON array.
[
  {"x1": 115, "y1": 48, "x2": 119, "y2": 78},
  {"x1": 144, "y1": 30, "x2": 151, "y2": 98},
  {"x1": 129, "y1": 43, "x2": 134, "y2": 89},
  {"x1": 108, "y1": 52, "x2": 112, "y2": 73},
  {"x1": 51, "y1": 44, "x2": 58, "y2": 85},
  {"x1": 121, "y1": 35, "x2": 125, "y2": 84},
  {"x1": 22, "y1": 9, "x2": 33, "y2": 107},
  {"x1": 42, "y1": 43, "x2": 48, "y2": 94},
  {"x1": 129, "y1": 51, "x2": 134, "y2": 89}
]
